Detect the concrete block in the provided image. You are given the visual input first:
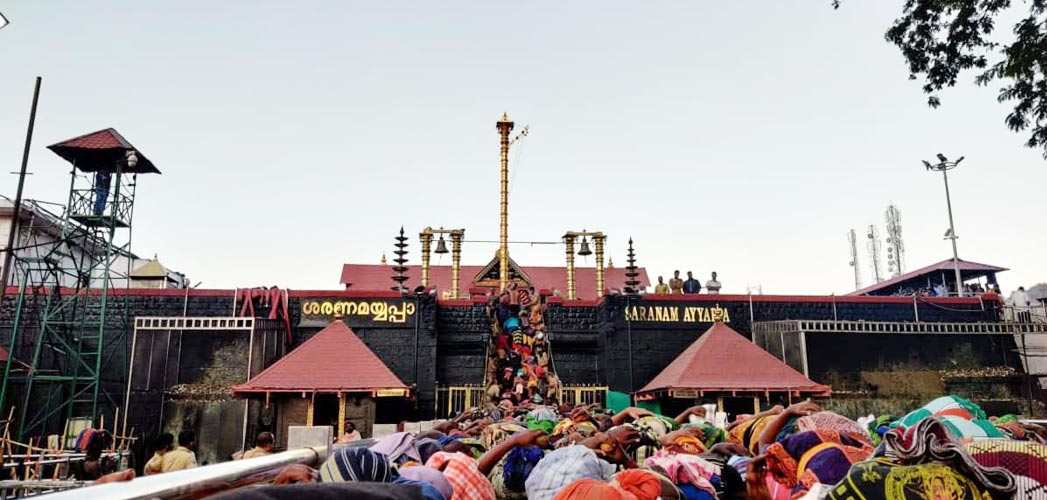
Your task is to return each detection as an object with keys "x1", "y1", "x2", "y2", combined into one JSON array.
[{"x1": 288, "y1": 425, "x2": 333, "y2": 453}]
